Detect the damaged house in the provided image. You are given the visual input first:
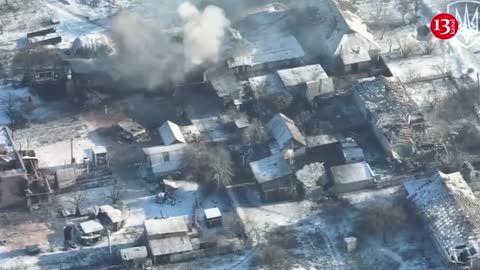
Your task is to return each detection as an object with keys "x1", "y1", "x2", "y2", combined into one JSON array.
[
  {"x1": 405, "y1": 171, "x2": 480, "y2": 269},
  {"x1": 291, "y1": 1, "x2": 380, "y2": 73},
  {"x1": 225, "y1": 7, "x2": 305, "y2": 76},
  {"x1": 352, "y1": 76, "x2": 427, "y2": 165}
]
